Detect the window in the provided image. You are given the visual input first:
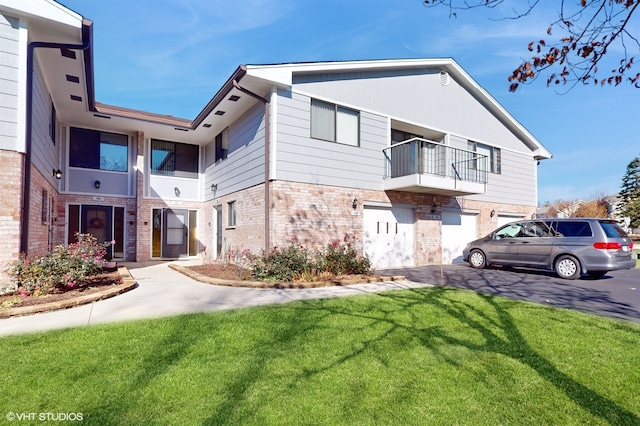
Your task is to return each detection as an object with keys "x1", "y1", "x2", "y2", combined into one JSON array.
[
  {"x1": 215, "y1": 129, "x2": 228, "y2": 162},
  {"x1": 469, "y1": 141, "x2": 501, "y2": 174},
  {"x1": 41, "y1": 190, "x2": 48, "y2": 223},
  {"x1": 50, "y1": 99, "x2": 57, "y2": 145},
  {"x1": 227, "y1": 201, "x2": 236, "y2": 227},
  {"x1": 552, "y1": 221, "x2": 593, "y2": 237},
  {"x1": 69, "y1": 127, "x2": 128, "y2": 172},
  {"x1": 311, "y1": 99, "x2": 359, "y2": 146},
  {"x1": 151, "y1": 139, "x2": 199, "y2": 179}
]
